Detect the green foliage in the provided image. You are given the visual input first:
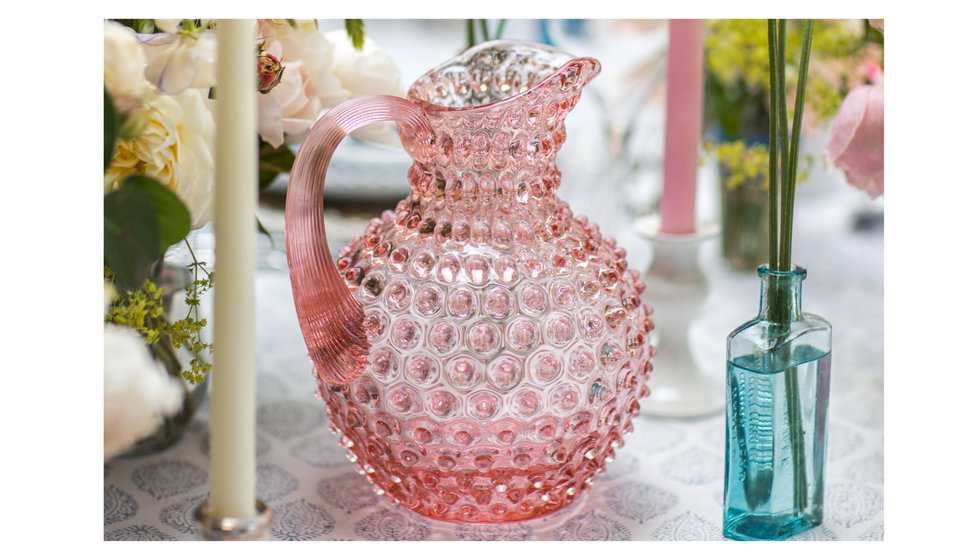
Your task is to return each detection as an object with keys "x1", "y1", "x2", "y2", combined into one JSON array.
[
  {"x1": 345, "y1": 19, "x2": 365, "y2": 50},
  {"x1": 258, "y1": 140, "x2": 296, "y2": 190},
  {"x1": 105, "y1": 261, "x2": 214, "y2": 385},
  {"x1": 709, "y1": 141, "x2": 770, "y2": 190},
  {"x1": 104, "y1": 175, "x2": 192, "y2": 291},
  {"x1": 105, "y1": 276, "x2": 166, "y2": 346},
  {"x1": 167, "y1": 265, "x2": 214, "y2": 384},
  {"x1": 113, "y1": 19, "x2": 157, "y2": 33},
  {"x1": 704, "y1": 19, "x2": 874, "y2": 139},
  {"x1": 466, "y1": 19, "x2": 507, "y2": 48}
]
